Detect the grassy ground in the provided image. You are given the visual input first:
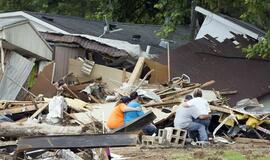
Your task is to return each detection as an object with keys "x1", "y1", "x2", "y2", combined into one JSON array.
[
  {"x1": 171, "y1": 149, "x2": 270, "y2": 160},
  {"x1": 111, "y1": 143, "x2": 270, "y2": 160}
]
